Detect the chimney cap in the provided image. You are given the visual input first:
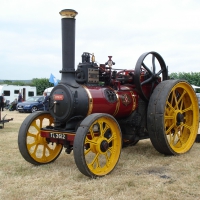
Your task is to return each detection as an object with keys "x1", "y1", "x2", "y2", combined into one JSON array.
[{"x1": 59, "y1": 9, "x2": 78, "y2": 18}]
